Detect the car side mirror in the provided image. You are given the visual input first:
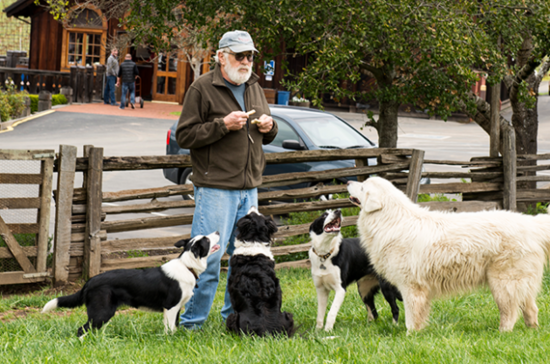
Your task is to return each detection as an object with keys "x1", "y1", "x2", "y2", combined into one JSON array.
[{"x1": 282, "y1": 139, "x2": 306, "y2": 150}]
